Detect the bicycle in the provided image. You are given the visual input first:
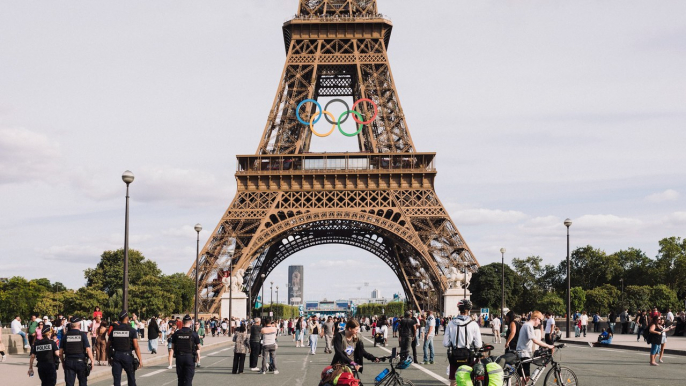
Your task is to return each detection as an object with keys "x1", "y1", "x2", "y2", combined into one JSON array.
[
  {"x1": 502, "y1": 344, "x2": 578, "y2": 386},
  {"x1": 470, "y1": 344, "x2": 495, "y2": 386},
  {"x1": 374, "y1": 348, "x2": 415, "y2": 386}
]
